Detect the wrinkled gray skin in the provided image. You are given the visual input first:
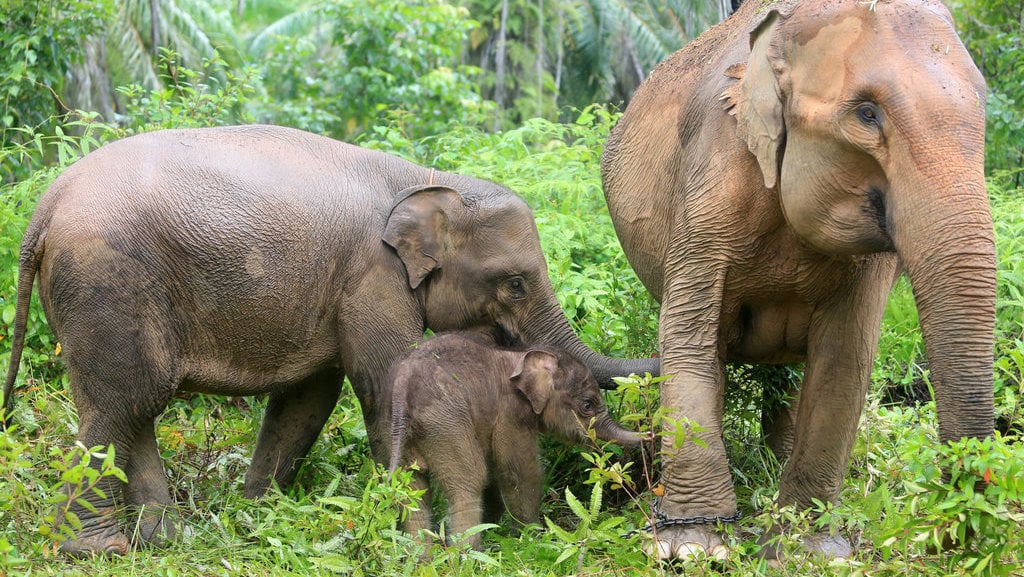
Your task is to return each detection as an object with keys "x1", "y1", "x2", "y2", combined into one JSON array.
[
  {"x1": 601, "y1": 0, "x2": 995, "y2": 562},
  {"x1": 2, "y1": 125, "x2": 658, "y2": 557},
  {"x1": 385, "y1": 332, "x2": 646, "y2": 550}
]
